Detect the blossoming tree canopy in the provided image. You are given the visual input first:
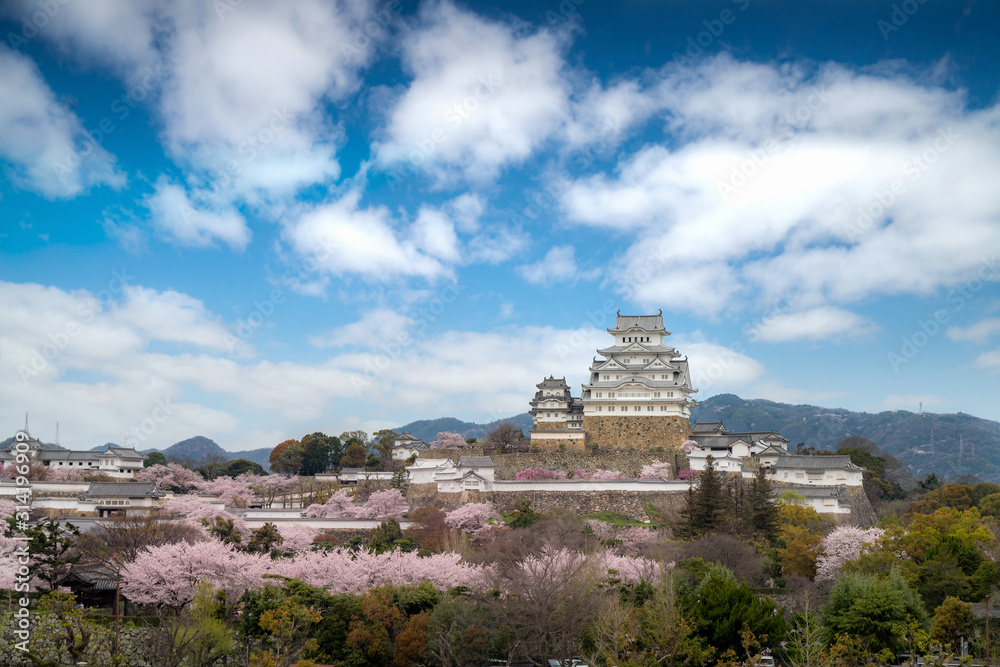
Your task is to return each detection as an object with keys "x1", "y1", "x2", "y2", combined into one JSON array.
[
  {"x1": 303, "y1": 488, "x2": 408, "y2": 519},
  {"x1": 445, "y1": 503, "x2": 501, "y2": 538}
]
